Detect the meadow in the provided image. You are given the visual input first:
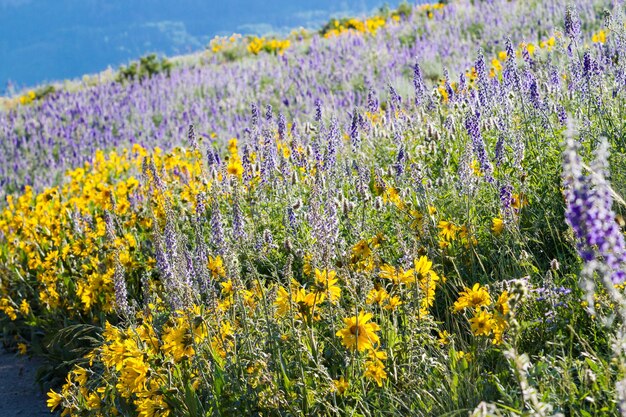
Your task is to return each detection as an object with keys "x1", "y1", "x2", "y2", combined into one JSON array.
[{"x1": 1, "y1": 0, "x2": 626, "y2": 415}]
